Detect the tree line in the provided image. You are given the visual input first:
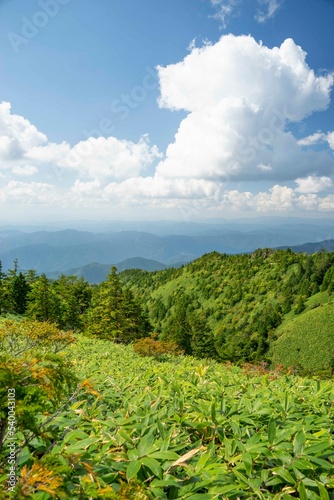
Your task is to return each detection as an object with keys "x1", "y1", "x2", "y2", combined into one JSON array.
[
  {"x1": 1, "y1": 249, "x2": 334, "y2": 366},
  {"x1": 0, "y1": 262, "x2": 150, "y2": 343}
]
